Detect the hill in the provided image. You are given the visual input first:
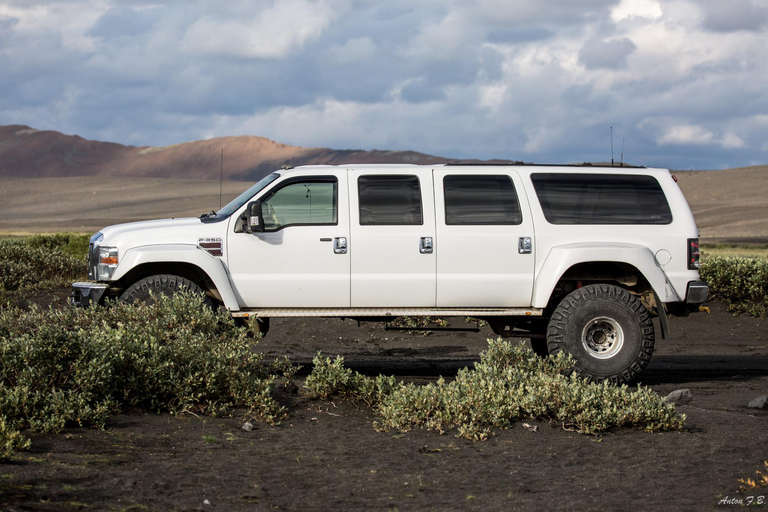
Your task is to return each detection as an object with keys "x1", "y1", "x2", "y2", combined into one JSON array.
[{"x1": 0, "y1": 125, "x2": 450, "y2": 181}]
